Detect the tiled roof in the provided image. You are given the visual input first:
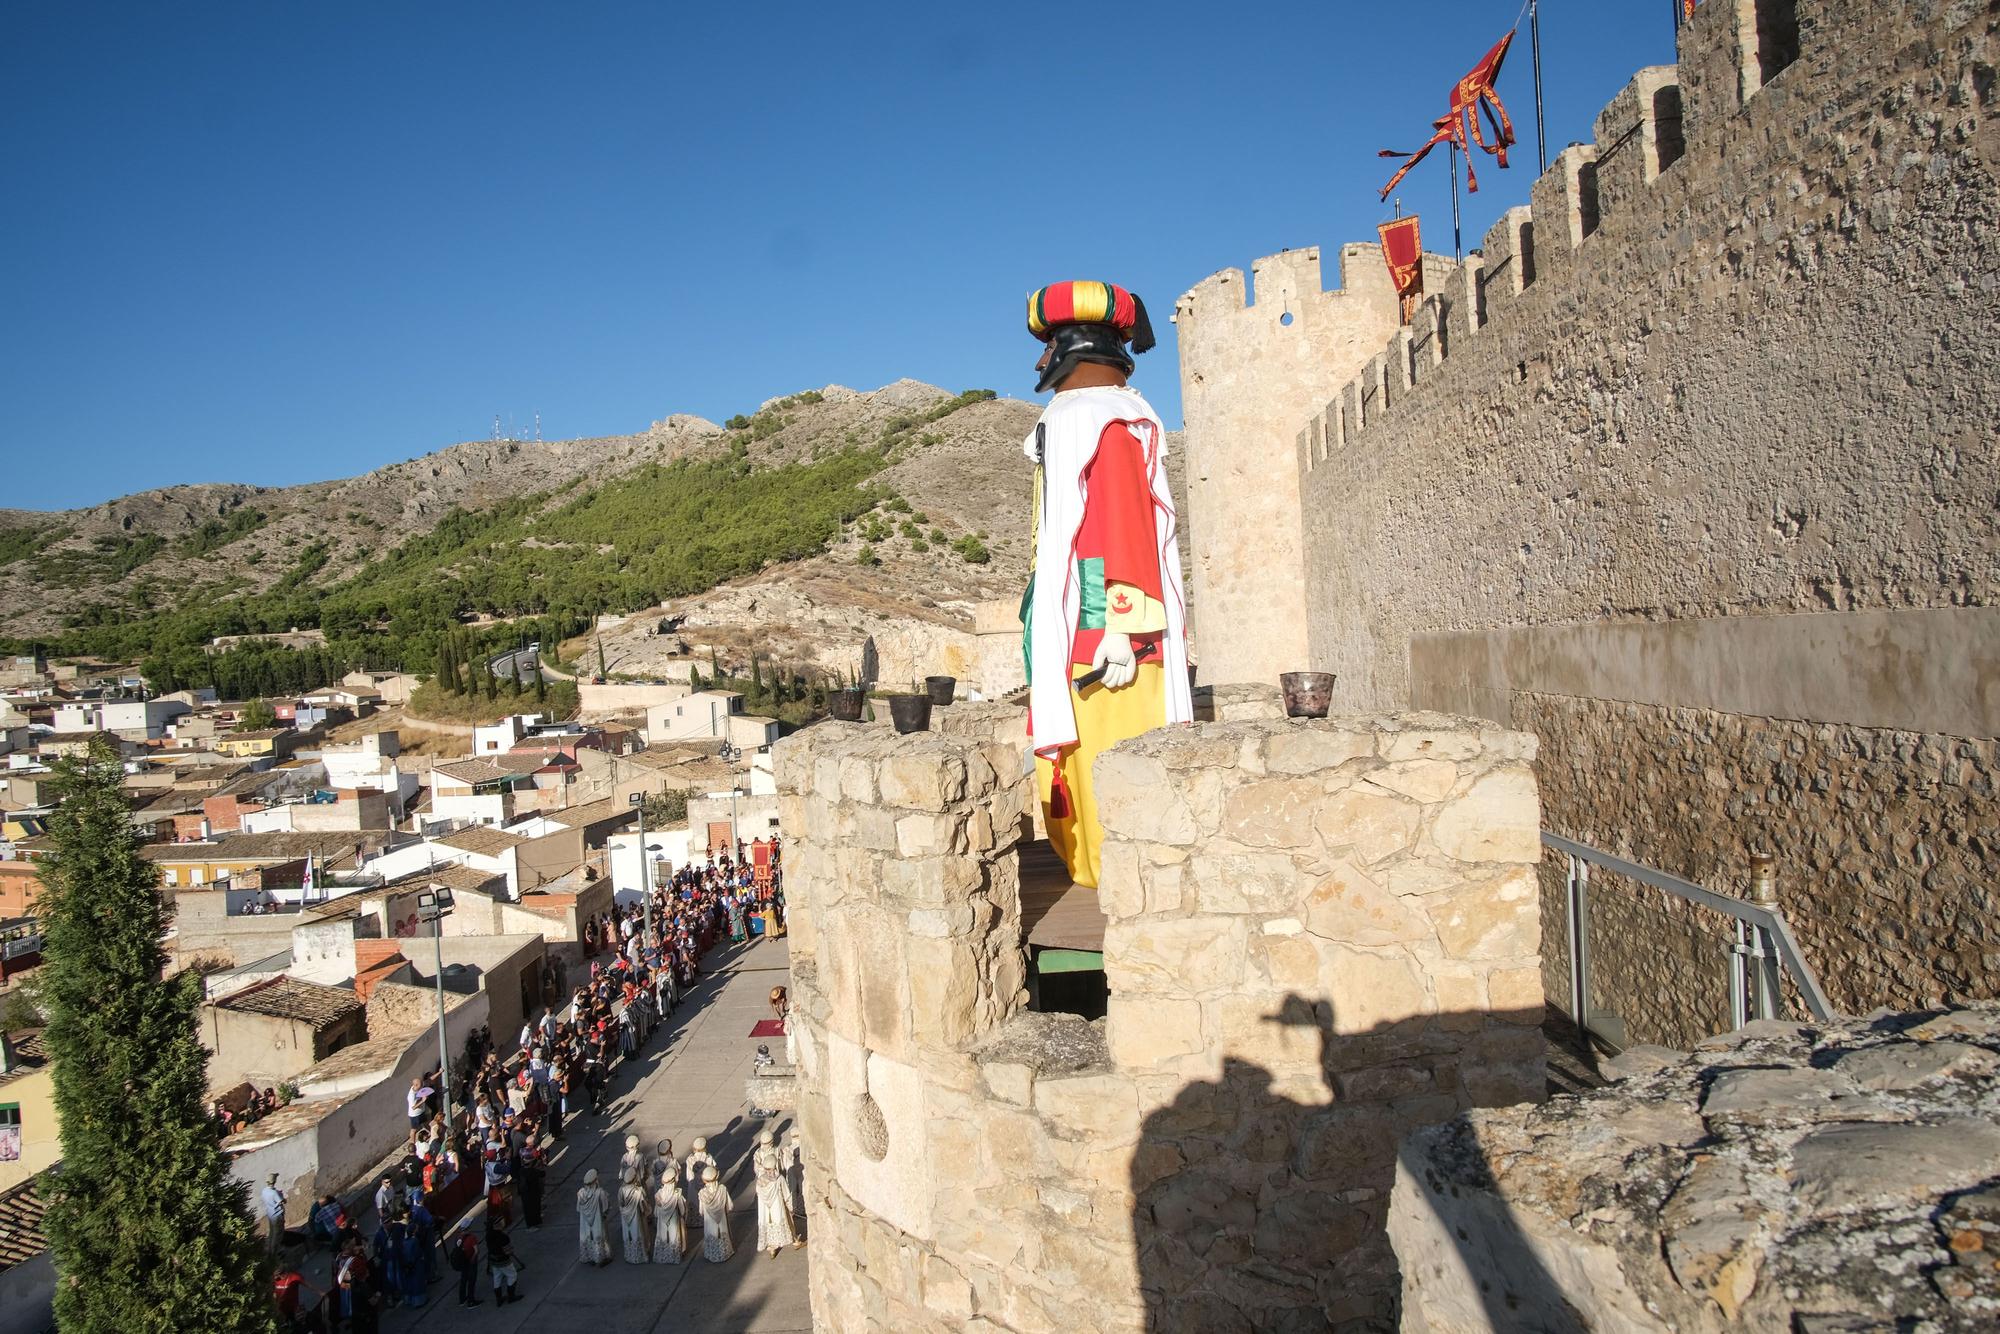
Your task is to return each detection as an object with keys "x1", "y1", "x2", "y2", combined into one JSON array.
[
  {"x1": 212, "y1": 976, "x2": 363, "y2": 1031},
  {"x1": 225, "y1": 729, "x2": 289, "y2": 742},
  {"x1": 435, "y1": 826, "x2": 525, "y2": 856},
  {"x1": 0, "y1": 1172, "x2": 50, "y2": 1275},
  {"x1": 431, "y1": 756, "x2": 543, "y2": 786},
  {"x1": 546, "y1": 798, "x2": 632, "y2": 830},
  {"x1": 378, "y1": 863, "x2": 504, "y2": 897},
  {"x1": 139, "y1": 832, "x2": 362, "y2": 864}
]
